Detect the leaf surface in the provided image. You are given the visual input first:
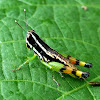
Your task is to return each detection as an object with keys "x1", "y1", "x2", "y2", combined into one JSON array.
[{"x1": 0, "y1": 0, "x2": 100, "y2": 100}]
